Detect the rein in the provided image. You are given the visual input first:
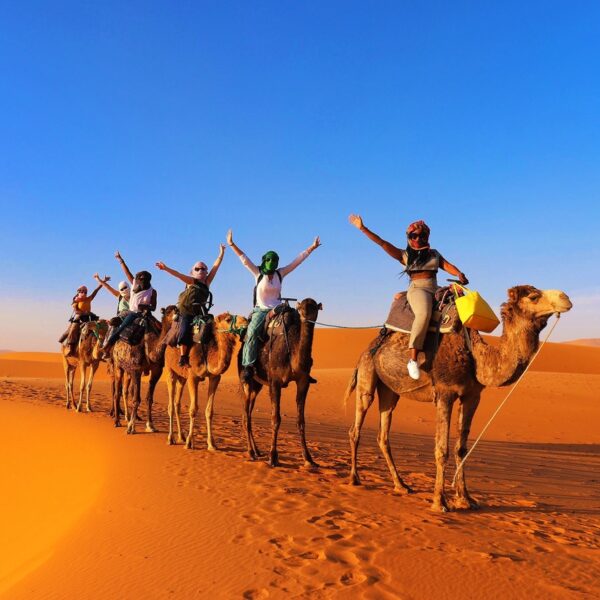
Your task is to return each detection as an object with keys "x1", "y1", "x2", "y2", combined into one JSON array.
[{"x1": 217, "y1": 314, "x2": 248, "y2": 336}]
